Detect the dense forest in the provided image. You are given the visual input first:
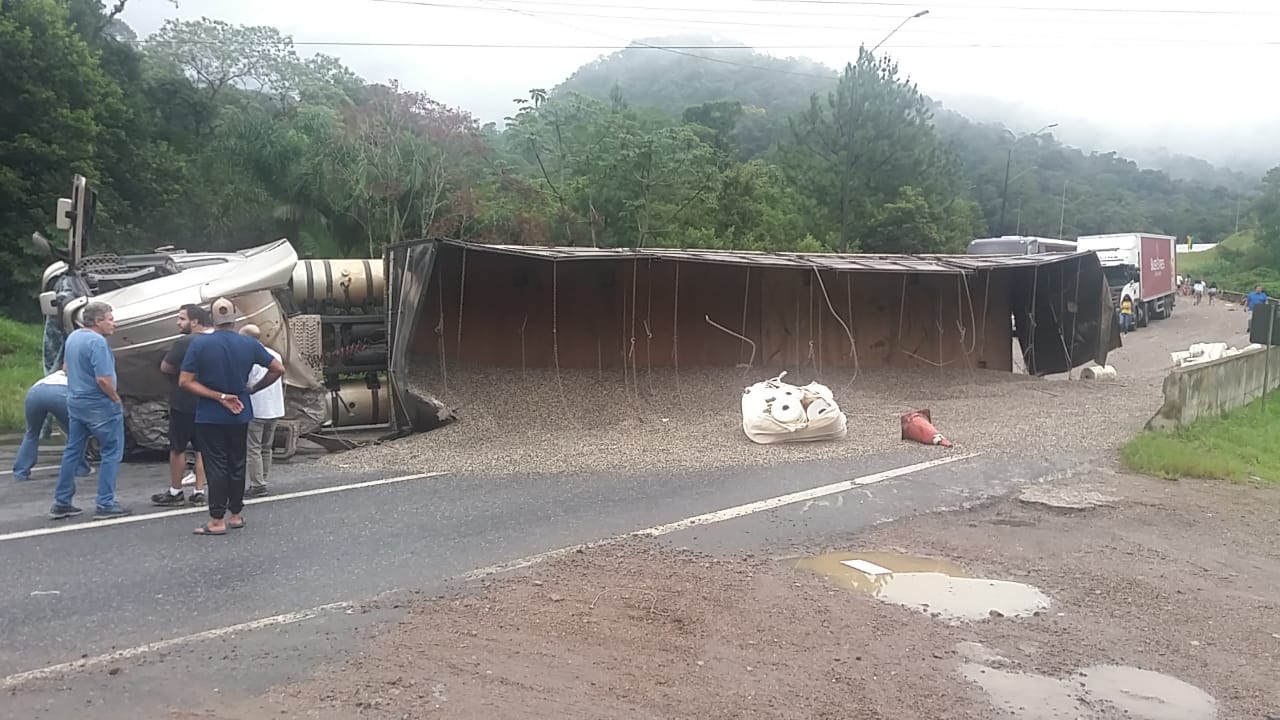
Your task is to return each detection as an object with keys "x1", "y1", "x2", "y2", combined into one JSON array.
[{"x1": 1, "y1": 1, "x2": 1275, "y2": 320}]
